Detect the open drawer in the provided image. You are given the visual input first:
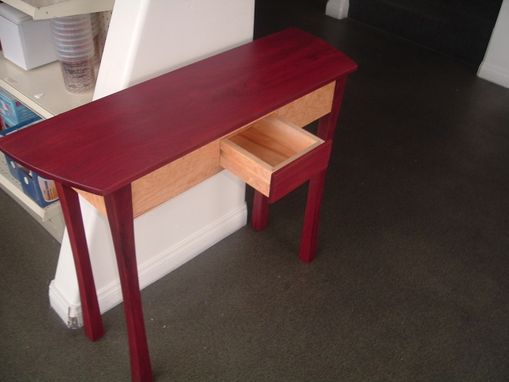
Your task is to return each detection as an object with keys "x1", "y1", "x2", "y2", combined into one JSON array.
[{"x1": 220, "y1": 116, "x2": 332, "y2": 202}]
